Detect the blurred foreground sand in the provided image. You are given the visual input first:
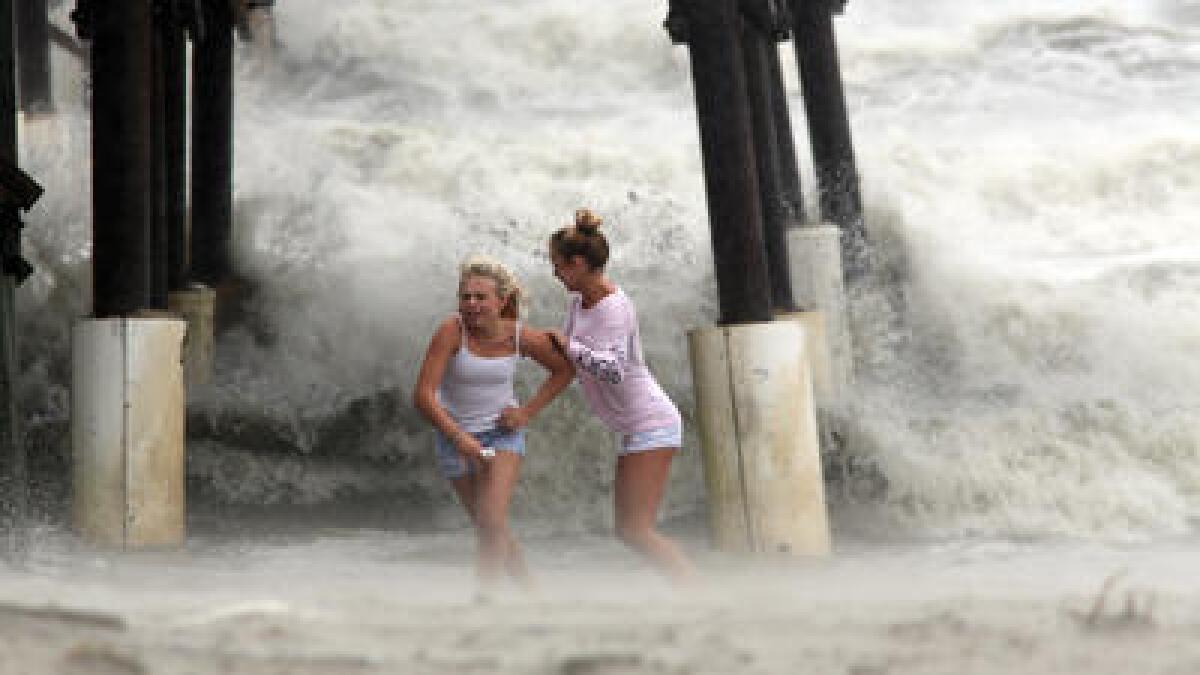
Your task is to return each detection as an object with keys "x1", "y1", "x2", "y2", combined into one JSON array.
[{"x1": 3, "y1": 530, "x2": 1200, "y2": 674}]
